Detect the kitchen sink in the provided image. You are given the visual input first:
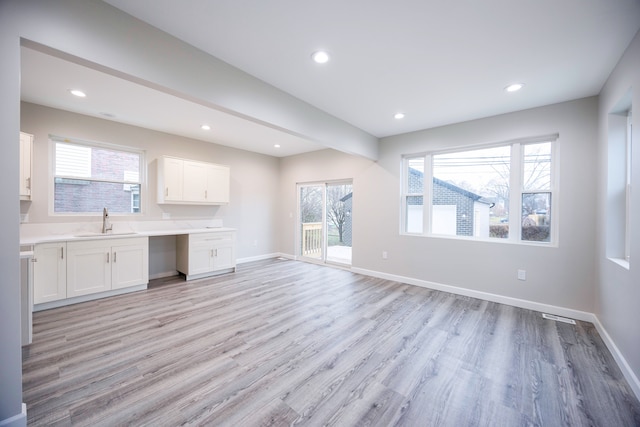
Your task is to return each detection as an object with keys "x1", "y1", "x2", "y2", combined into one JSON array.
[{"x1": 73, "y1": 232, "x2": 138, "y2": 237}]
